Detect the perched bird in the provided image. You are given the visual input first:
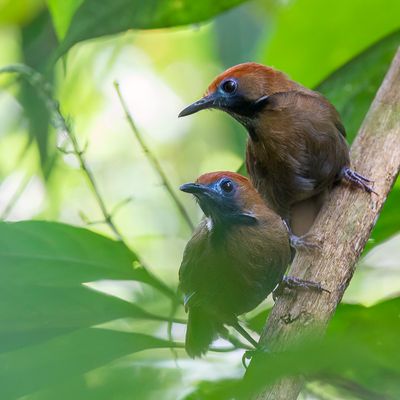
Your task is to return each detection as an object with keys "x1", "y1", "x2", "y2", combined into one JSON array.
[
  {"x1": 179, "y1": 63, "x2": 374, "y2": 235},
  {"x1": 179, "y1": 171, "x2": 291, "y2": 357}
]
